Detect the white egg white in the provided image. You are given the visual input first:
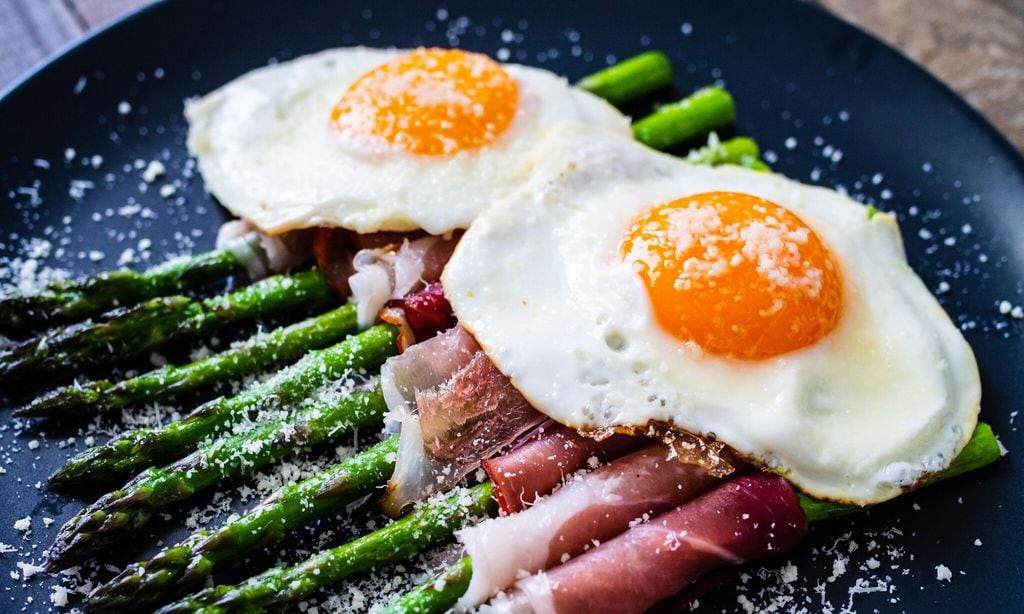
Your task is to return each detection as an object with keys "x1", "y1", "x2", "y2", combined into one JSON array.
[
  {"x1": 185, "y1": 47, "x2": 630, "y2": 235},
  {"x1": 443, "y1": 124, "x2": 981, "y2": 505}
]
